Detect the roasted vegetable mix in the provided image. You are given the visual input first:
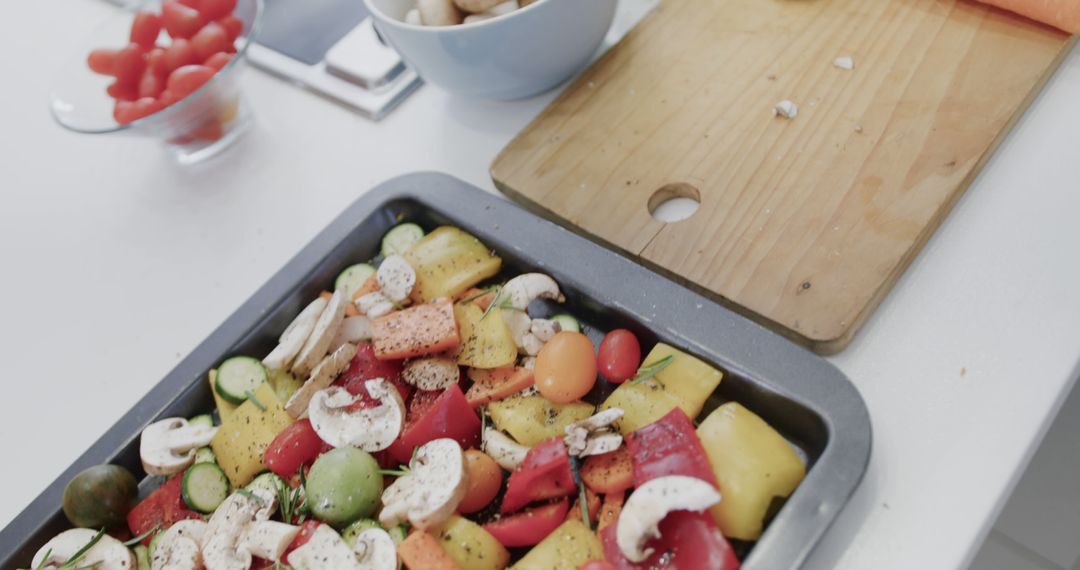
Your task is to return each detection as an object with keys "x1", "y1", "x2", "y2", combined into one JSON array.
[{"x1": 34, "y1": 223, "x2": 808, "y2": 570}]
